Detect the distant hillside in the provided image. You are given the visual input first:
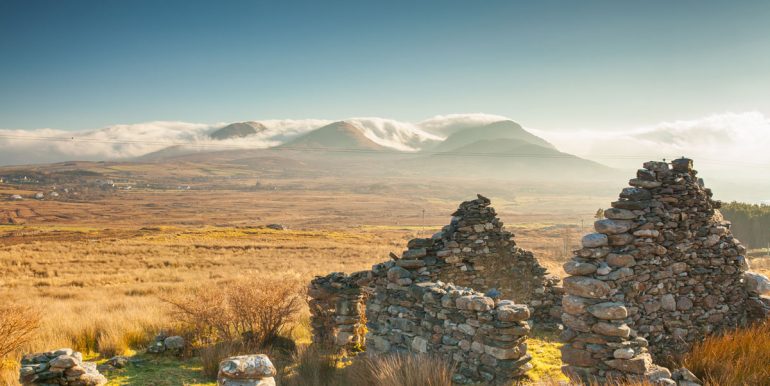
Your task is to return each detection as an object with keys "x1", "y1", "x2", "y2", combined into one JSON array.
[
  {"x1": 135, "y1": 145, "x2": 207, "y2": 161},
  {"x1": 403, "y1": 136, "x2": 611, "y2": 180},
  {"x1": 431, "y1": 120, "x2": 555, "y2": 152},
  {"x1": 280, "y1": 121, "x2": 388, "y2": 151},
  {"x1": 210, "y1": 122, "x2": 267, "y2": 140}
]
